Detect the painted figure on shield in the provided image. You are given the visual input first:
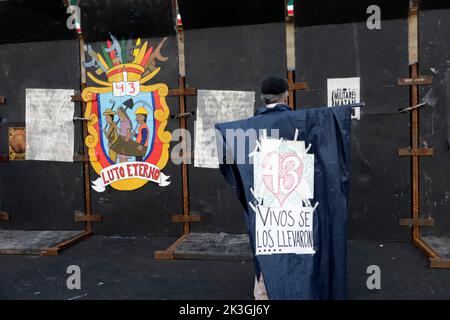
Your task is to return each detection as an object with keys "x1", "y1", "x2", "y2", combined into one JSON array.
[
  {"x1": 133, "y1": 106, "x2": 149, "y2": 161},
  {"x1": 102, "y1": 108, "x2": 119, "y2": 163},
  {"x1": 117, "y1": 106, "x2": 132, "y2": 162}
]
